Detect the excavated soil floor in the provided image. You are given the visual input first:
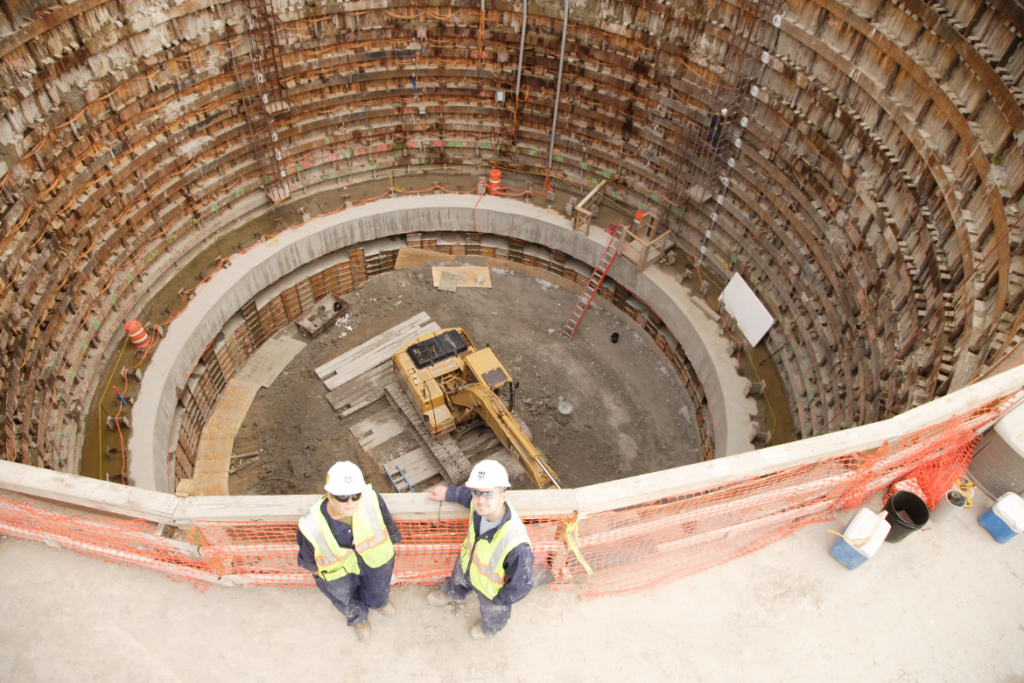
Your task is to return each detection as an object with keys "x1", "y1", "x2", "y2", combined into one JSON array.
[{"x1": 231, "y1": 258, "x2": 702, "y2": 494}]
